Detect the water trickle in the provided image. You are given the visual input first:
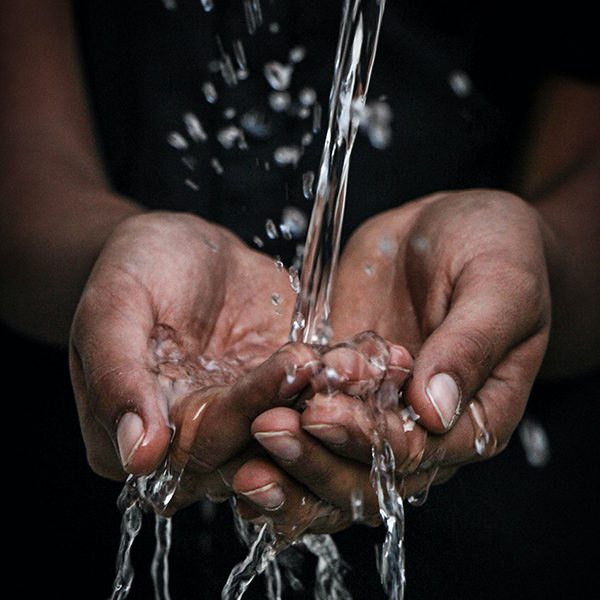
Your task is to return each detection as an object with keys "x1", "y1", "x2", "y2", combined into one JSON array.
[{"x1": 151, "y1": 515, "x2": 173, "y2": 600}]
